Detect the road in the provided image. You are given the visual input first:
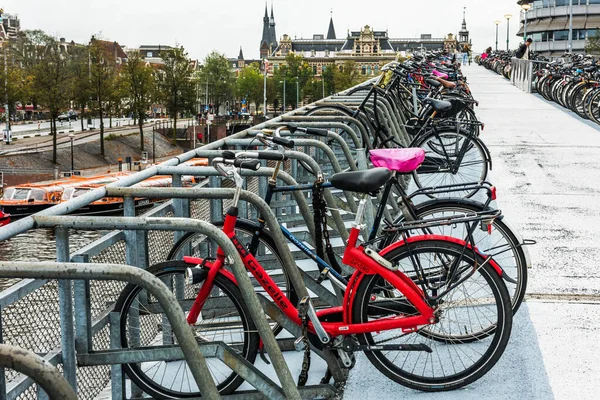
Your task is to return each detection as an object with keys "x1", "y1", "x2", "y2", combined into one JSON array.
[{"x1": 5, "y1": 118, "x2": 135, "y2": 136}]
